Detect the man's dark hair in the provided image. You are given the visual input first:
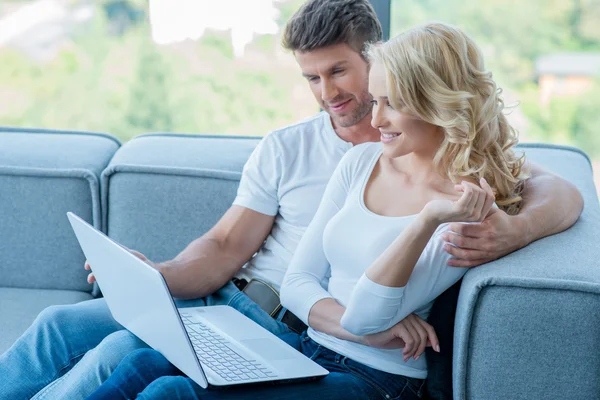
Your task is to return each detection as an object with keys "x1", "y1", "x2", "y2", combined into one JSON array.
[{"x1": 282, "y1": 0, "x2": 382, "y2": 57}]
